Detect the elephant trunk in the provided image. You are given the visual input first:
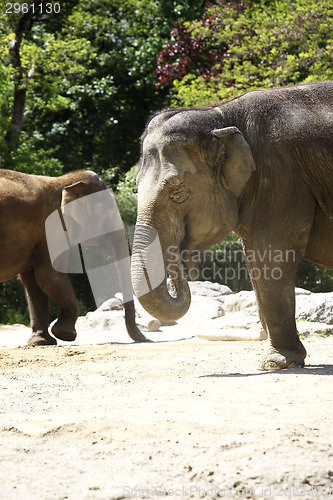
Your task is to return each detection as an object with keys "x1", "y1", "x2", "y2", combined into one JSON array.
[{"x1": 131, "y1": 225, "x2": 191, "y2": 322}]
